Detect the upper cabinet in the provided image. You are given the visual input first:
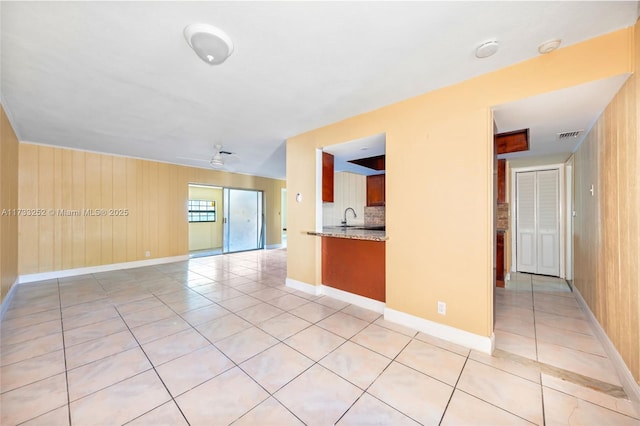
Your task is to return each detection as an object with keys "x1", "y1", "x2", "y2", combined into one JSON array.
[
  {"x1": 497, "y1": 159, "x2": 506, "y2": 203},
  {"x1": 495, "y1": 129, "x2": 529, "y2": 154},
  {"x1": 366, "y1": 174, "x2": 385, "y2": 206},
  {"x1": 322, "y1": 152, "x2": 334, "y2": 202}
]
